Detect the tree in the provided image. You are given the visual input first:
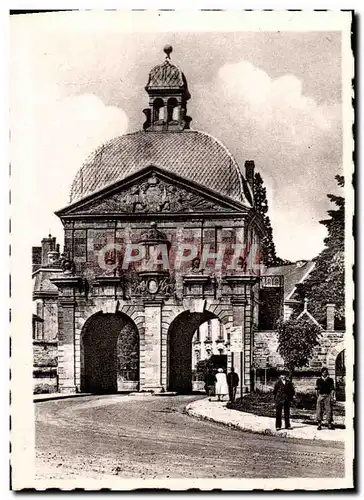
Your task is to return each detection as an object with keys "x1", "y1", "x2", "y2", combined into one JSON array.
[
  {"x1": 253, "y1": 172, "x2": 292, "y2": 267},
  {"x1": 276, "y1": 317, "x2": 322, "y2": 374},
  {"x1": 296, "y1": 175, "x2": 345, "y2": 327}
]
